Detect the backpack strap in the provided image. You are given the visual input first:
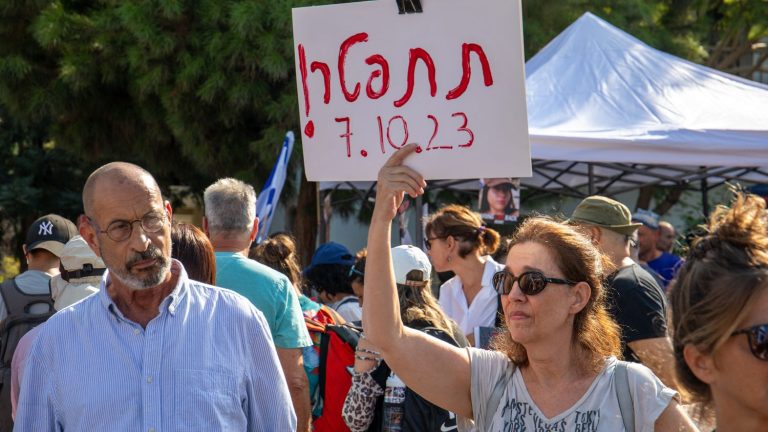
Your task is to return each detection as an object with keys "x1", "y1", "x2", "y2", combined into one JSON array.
[
  {"x1": 420, "y1": 326, "x2": 460, "y2": 348},
  {"x1": 319, "y1": 304, "x2": 346, "y2": 325},
  {"x1": 335, "y1": 296, "x2": 359, "y2": 311},
  {"x1": 0, "y1": 280, "x2": 15, "y2": 317},
  {"x1": 484, "y1": 363, "x2": 511, "y2": 428},
  {"x1": 0, "y1": 278, "x2": 53, "y2": 319},
  {"x1": 614, "y1": 361, "x2": 635, "y2": 432}
]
